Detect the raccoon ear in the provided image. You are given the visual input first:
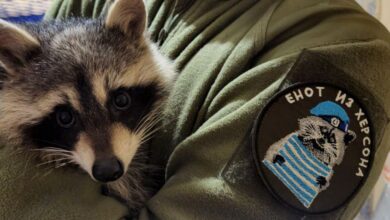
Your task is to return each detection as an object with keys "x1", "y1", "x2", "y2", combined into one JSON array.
[
  {"x1": 0, "y1": 19, "x2": 40, "y2": 74},
  {"x1": 344, "y1": 130, "x2": 356, "y2": 145},
  {"x1": 105, "y1": 0, "x2": 147, "y2": 39}
]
